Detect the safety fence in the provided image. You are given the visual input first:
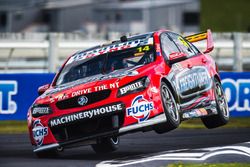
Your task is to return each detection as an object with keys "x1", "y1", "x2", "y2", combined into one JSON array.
[
  {"x1": 0, "y1": 72, "x2": 249, "y2": 120},
  {"x1": 0, "y1": 32, "x2": 250, "y2": 73}
]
